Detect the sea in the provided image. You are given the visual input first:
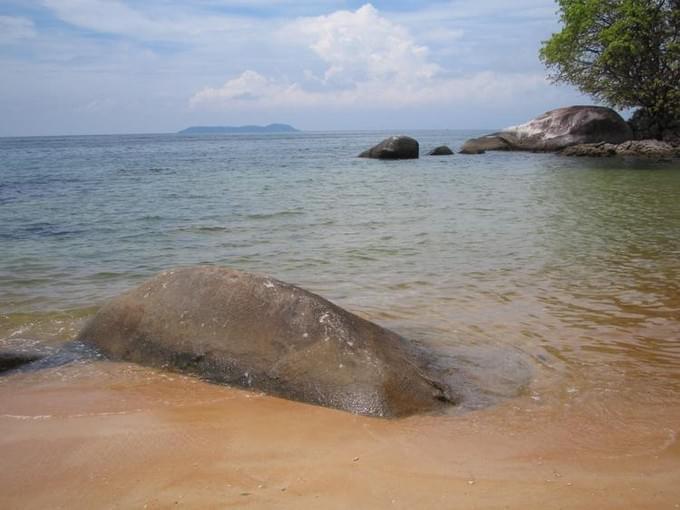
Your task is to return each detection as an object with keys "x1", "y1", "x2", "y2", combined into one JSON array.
[{"x1": 1, "y1": 130, "x2": 680, "y2": 413}]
